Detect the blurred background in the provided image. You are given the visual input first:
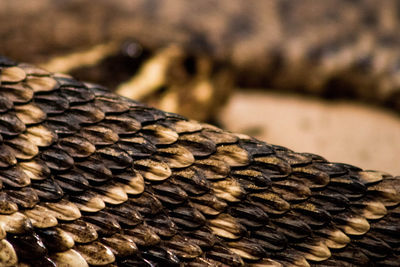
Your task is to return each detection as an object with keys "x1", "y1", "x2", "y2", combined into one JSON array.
[
  {"x1": 220, "y1": 91, "x2": 400, "y2": 174},
  {"x1": 1, "y1": 0, "x2": 400, "y2": 173}
]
